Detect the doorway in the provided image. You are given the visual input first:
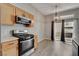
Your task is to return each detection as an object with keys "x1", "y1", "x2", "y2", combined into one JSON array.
[
  {"x1": 51, "y1": 20, "x2": 62, "y2": 41},
  {"x1": 54, "y1": 20, "x2": 62, "y2": 41}
]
